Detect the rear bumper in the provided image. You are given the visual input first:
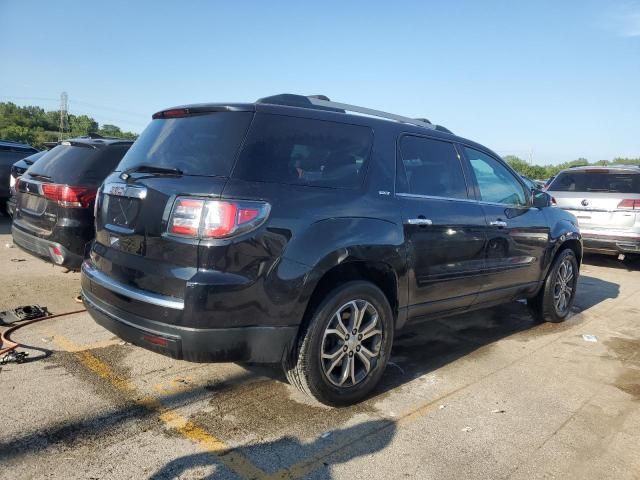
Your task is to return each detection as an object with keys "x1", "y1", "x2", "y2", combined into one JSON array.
[
  {"x1": 81, "y1": 264, "x2": 298, "y2": 363},
  {"x1": 11, "y1": 224, "x2": 84, "y2": 268},
  {"x1": 581, "y1": 230, "x2": 640, "y2": 255}
]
